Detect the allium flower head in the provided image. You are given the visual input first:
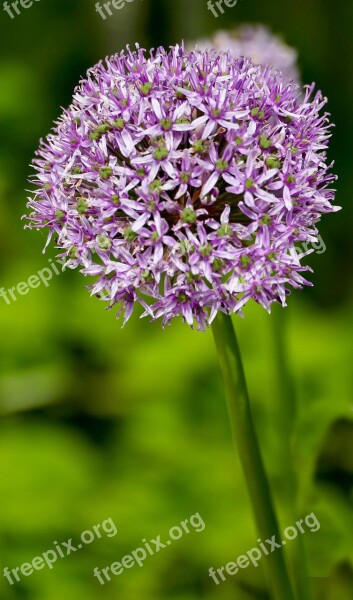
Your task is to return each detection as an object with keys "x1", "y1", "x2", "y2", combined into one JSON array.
[
  {"x1": 26, "y1": 44, "x2": 337, "y2": 329},
  {"x1": 193, "y1": 25, "x2": 299, "y2": 83}
]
